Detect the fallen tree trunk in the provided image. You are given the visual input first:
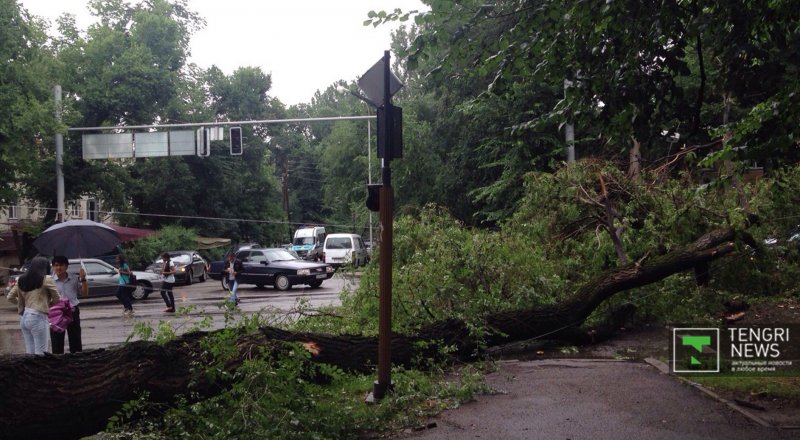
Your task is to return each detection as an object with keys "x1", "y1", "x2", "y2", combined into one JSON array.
[{"x1": 0, "y1": 227, "x2": 737, "y2": 439}]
